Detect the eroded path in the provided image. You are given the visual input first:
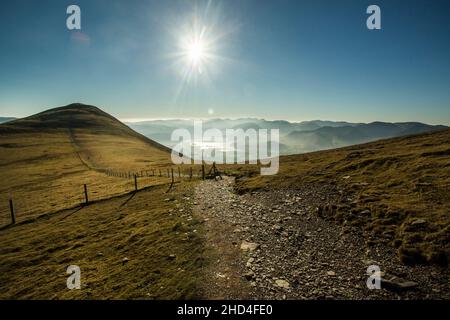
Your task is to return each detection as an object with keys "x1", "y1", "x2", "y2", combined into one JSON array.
[{"x1": 194, "y1": 177, "x2": 449, "y2": 300}]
